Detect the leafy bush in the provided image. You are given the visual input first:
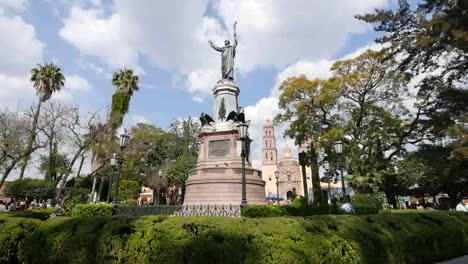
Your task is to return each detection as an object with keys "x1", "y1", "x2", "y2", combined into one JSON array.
[
  {"x1": 6, "y1": 208, "x2": 53, "y2": 220},
  {"x1": 242, "y1": 204, "x2": 330, "y2": 217},
  {"x1": 5, "y1": 179, "x2": 55, "y2": 200},
  {"x1": 64, "y1": 188, "x2": 90, "y2": 212},
  {"x1": 71, "y1": 204, "x2": 113, "y2": 217},
  {"x1": 242, "y1": 205, "x2": 287, "y2": 217},
  {"x1": 351, "y1": 193, "x2": 384, "y2": 213},
  {"x1": 113, "y1": 180, "x2": 140, "y2": 201},
  {"x1": 2, "y1": 211, "x2": 467, "y2": 263},
  {"x1": 120, "y1": 199, "x2": 138, "y2": 206},
  {"x1": 0, "y1": 216, "x2": 42, "y2": 263}
]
